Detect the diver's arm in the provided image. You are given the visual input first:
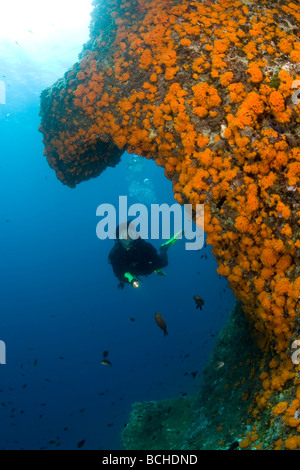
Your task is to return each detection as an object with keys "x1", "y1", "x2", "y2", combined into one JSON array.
[
  {"x1": 109, "y1": 245, "x2": 131, "y2": 285},
  {"x1": 111, "y1": 256, "x2": 139, "y2": 287}
]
